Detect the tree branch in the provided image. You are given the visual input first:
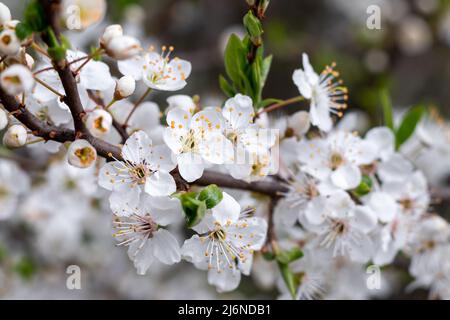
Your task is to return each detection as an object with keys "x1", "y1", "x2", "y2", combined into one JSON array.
[{"x1": 194, "y1": 170, "x2": 288, "y2": 196}]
